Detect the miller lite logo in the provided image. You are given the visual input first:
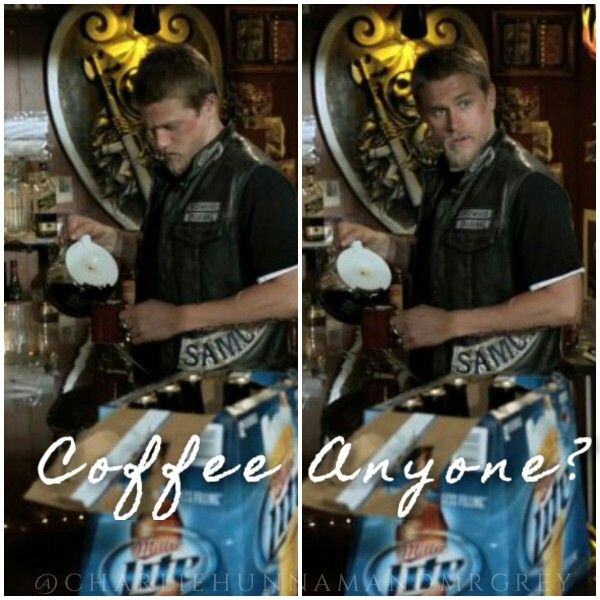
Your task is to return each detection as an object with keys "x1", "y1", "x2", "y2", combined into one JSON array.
[
  {"x1": 98, "y1": 527, "x2": 217, "y2": 595},
  {"x1": 522, "y1": 468, "x2": 574, "y2": 567},
  {"x1": 256, "y1": 403, "x2": 297, "y2": 568},
  {"x1": 256, "y1": 462, "x2": 298, "y2": 566},
  {"x1": 363, "y1": 531, "x2": 481, "y2": 596}
]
